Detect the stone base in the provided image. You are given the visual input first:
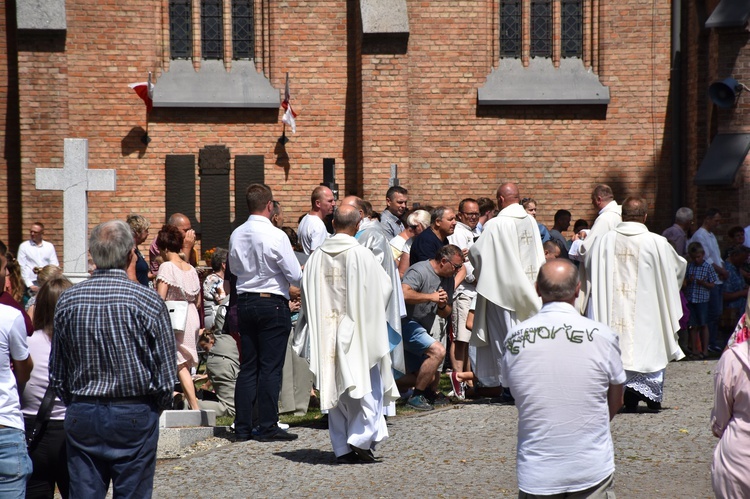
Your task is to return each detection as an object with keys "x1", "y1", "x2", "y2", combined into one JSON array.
[
  {"x1": 159, "y1": 409, "x2": 216, "y2": 428},
  {"x1": 157, "y1": 426, "x2": 229, "y2": 458}
]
